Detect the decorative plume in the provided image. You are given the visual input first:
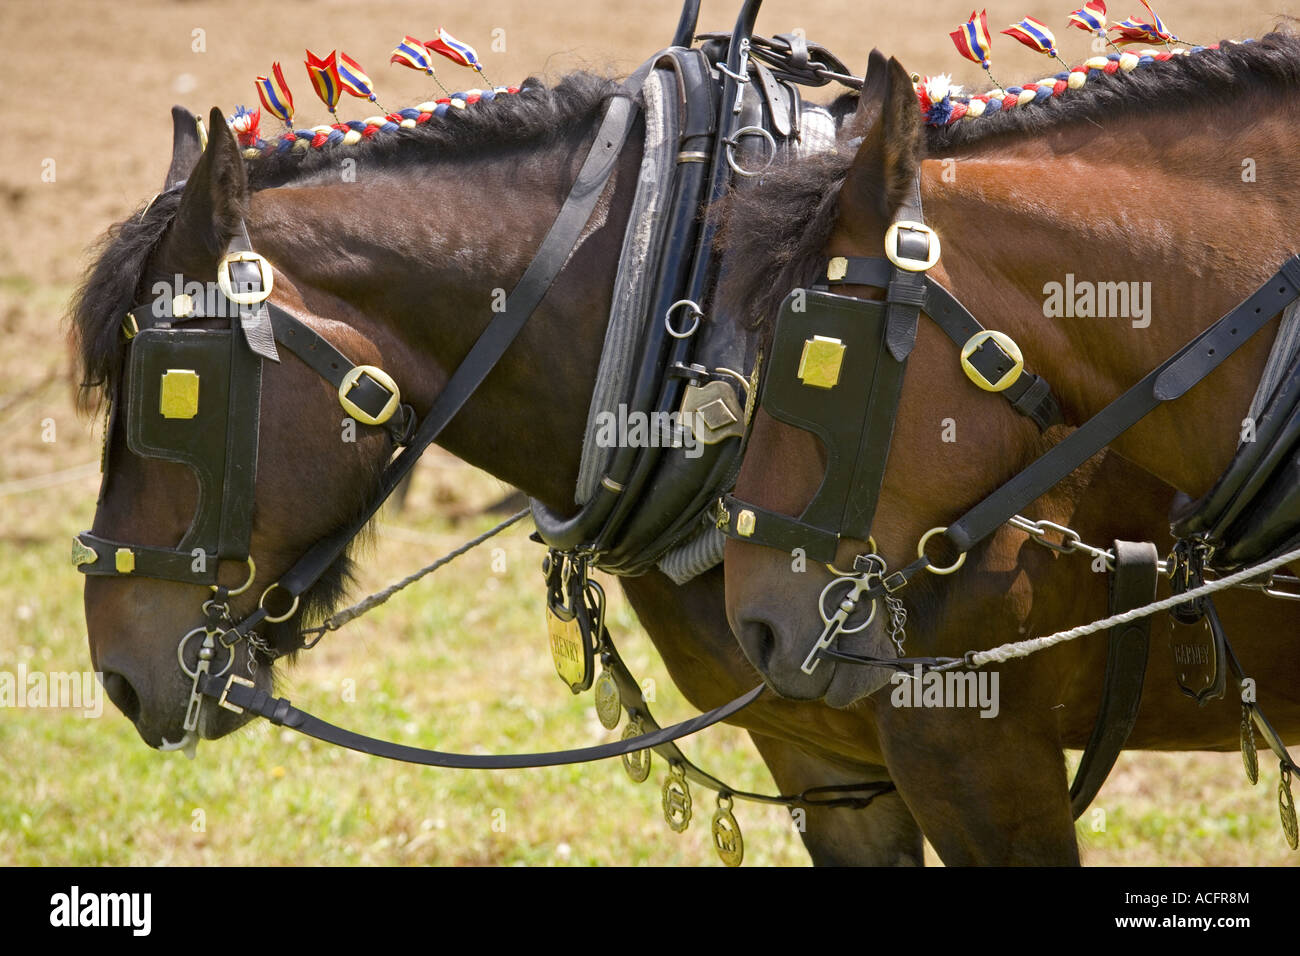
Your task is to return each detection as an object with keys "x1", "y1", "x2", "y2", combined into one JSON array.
[
  {"x1": 337, "y1": 52, "x2": 386, "y2": 111},
  {"x1": 1068, "y1": 0, "x2": 1124, "y2": 53},
  {"x1": 305, "y1": 49, "x2": 342, "y2": 118},
  {"x1": 950, "y1": 10, "x2": 1004, "y2": 91},
  {"x1": 1110, "y1": 0, "x2": 1188, "y2": 46},
  {"x1": 228, "y1": 105, "x2": 262, "y2": 147},
  {"x1": 255, "y1": 62, "x2": 294, "y2": 128},
  {"x1": 1002, "y1": 16, "x2": 1065, "y2": 64},
  {"x1": 390, "y1": 35, "x2": 452, "y2": 95},
  {"x1": 425, "y1": 28, "x2": 492, "y2": 86}
]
